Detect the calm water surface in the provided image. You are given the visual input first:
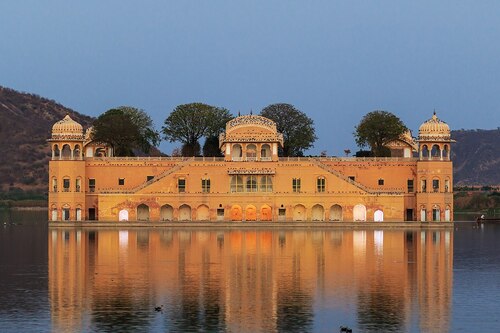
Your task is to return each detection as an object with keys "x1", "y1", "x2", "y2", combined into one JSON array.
[{"x1": 1, "y1": 209, "x2": 499, "y2": 332}]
